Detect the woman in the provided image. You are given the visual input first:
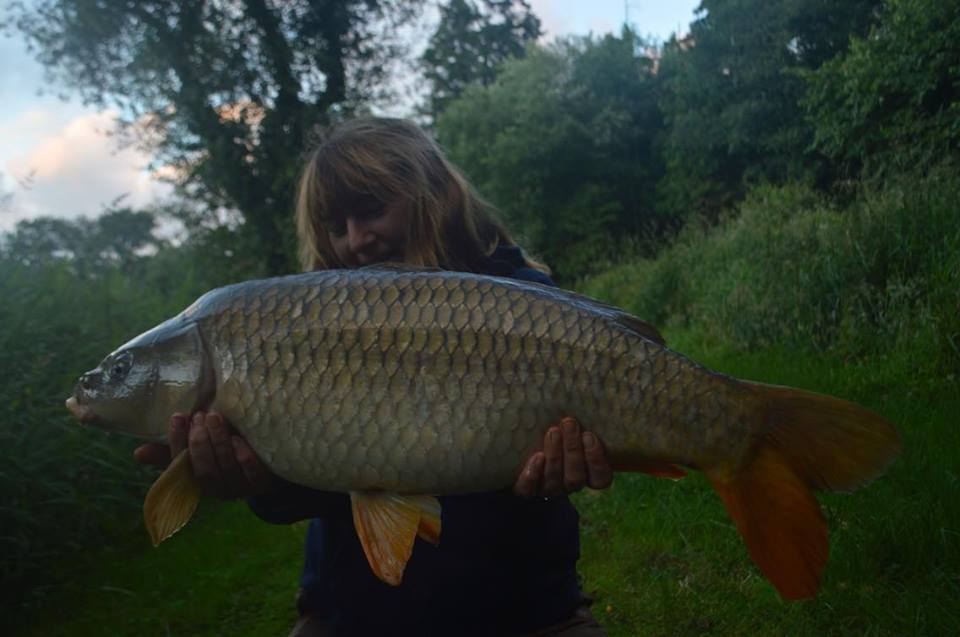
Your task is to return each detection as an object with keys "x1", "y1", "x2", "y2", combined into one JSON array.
[{"x1": 136, "y1": 117, "x2": 612, "y2": 636}]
